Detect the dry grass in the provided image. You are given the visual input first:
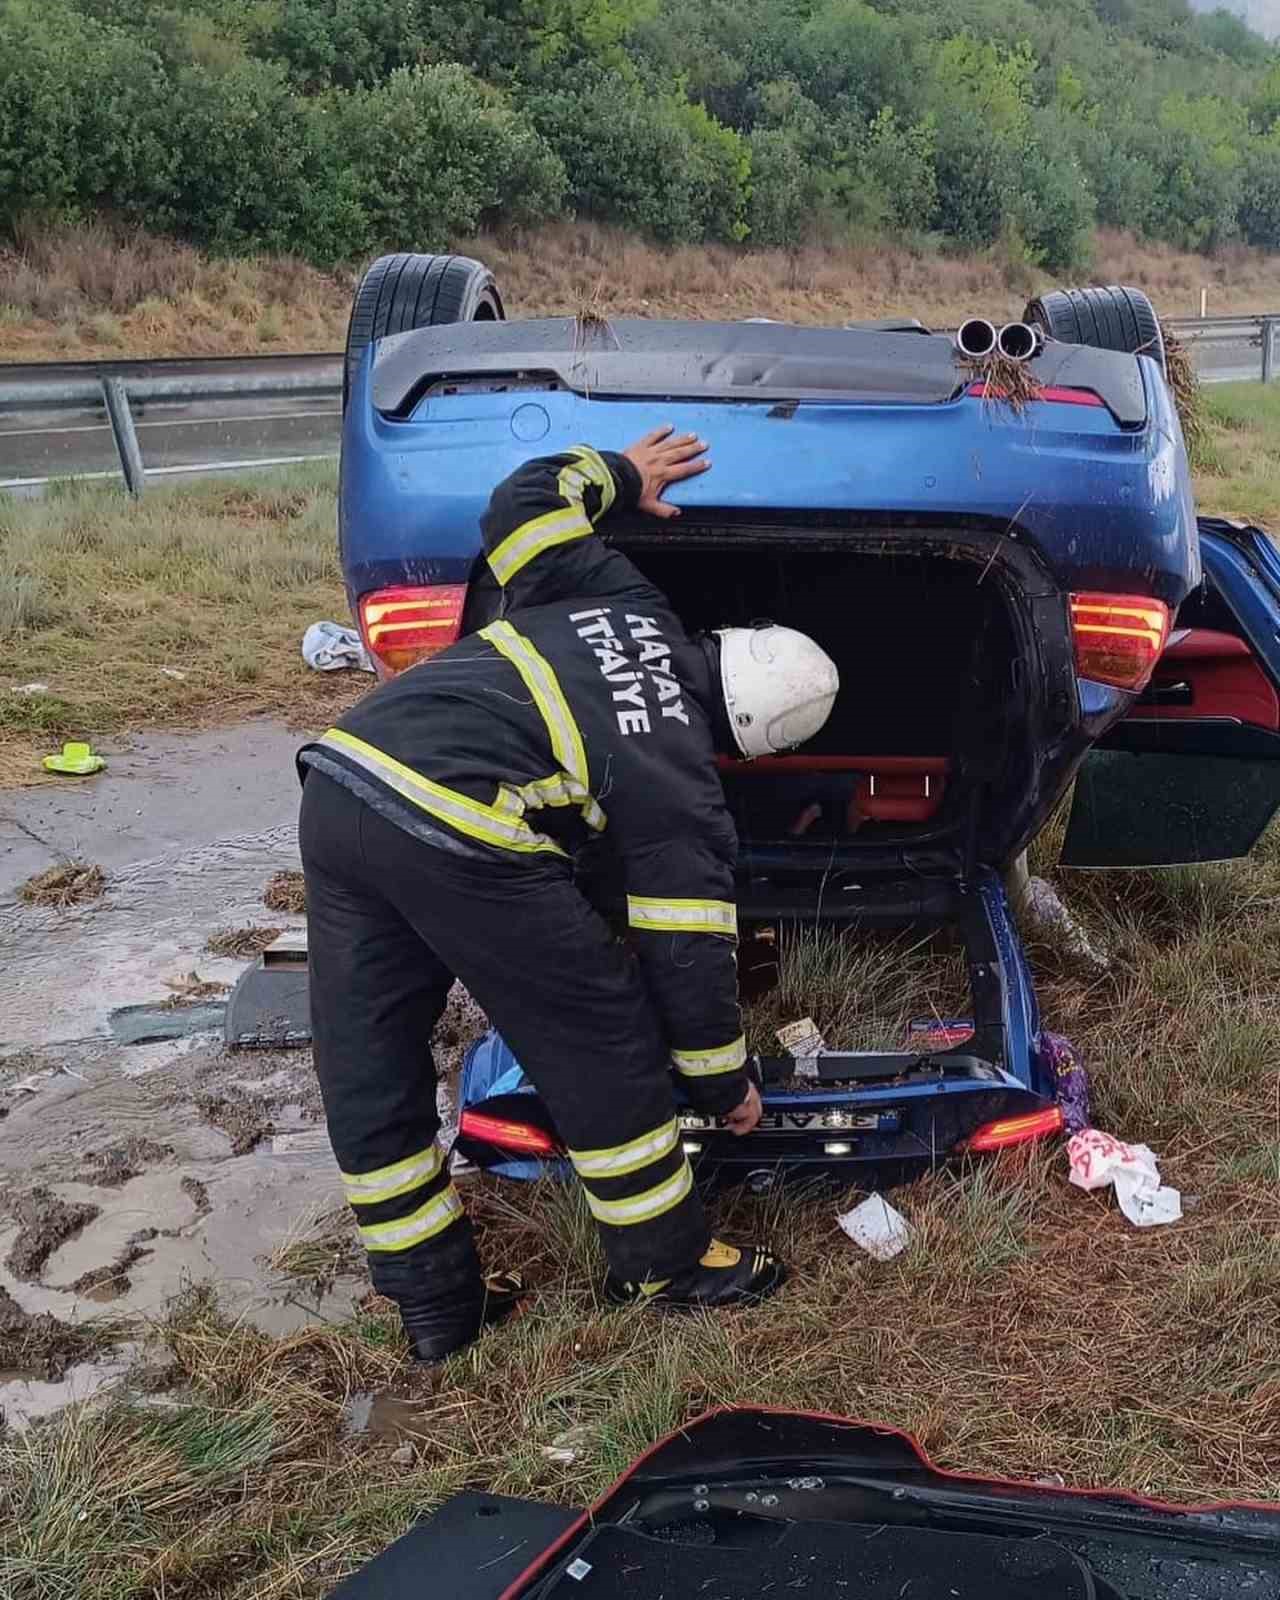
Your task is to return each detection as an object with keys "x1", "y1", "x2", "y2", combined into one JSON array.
[
  {"x1": 16, "y1": 860, "x2": 105, "y2": 907},
  {"x1": 263, "y1": 870, "x2": 306, "y2": 914},
  {"x1": 2, "y1": 222, "x2": 1277, "y2": 361},
  {"x1": 6, "y1": 819, "x2": 1280, "y2": 1592},
  {"x1": 0, "y1": 465, "x2": 361, "y2": 786},
  {"x1": 0, "y1": 220, "x2": 352, "y2": 361},
  {"x1": 205, "y1": 925, "x2": 284, "y2": 960}
]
